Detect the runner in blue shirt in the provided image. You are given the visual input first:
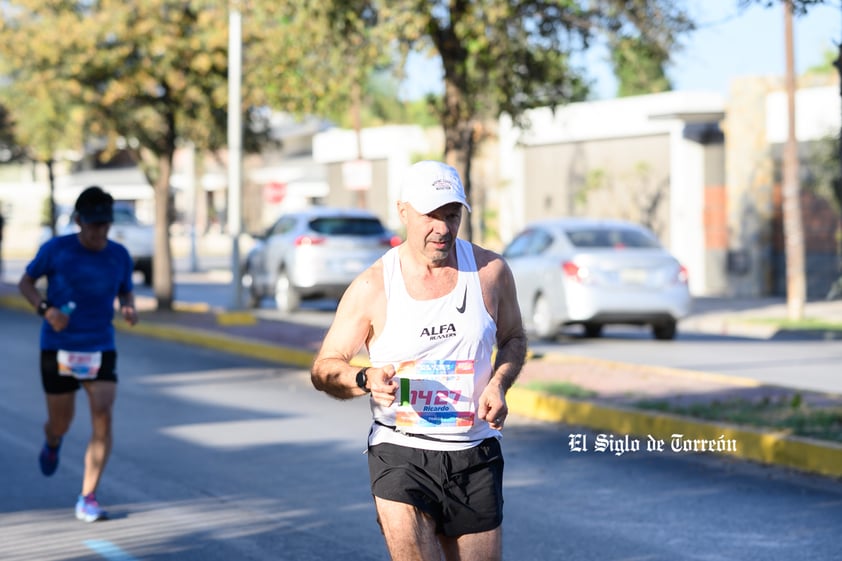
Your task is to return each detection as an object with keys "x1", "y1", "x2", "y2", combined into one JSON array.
[{"x1": 18, "y1": 185, "x2": 139, "y2": 522}]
